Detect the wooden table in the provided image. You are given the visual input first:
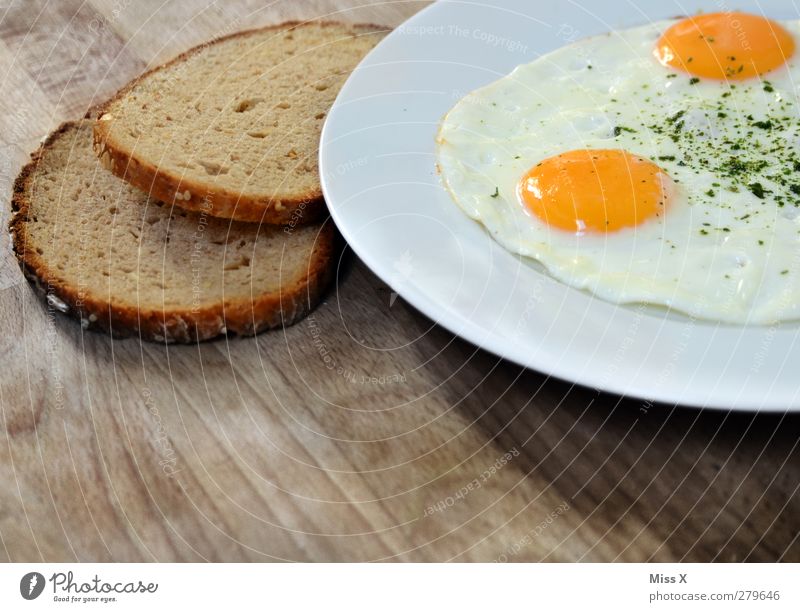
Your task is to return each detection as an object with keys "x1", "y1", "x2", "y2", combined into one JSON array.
[{"x1": 1, "y1": 0, "x2": 798, "y2": 562}]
